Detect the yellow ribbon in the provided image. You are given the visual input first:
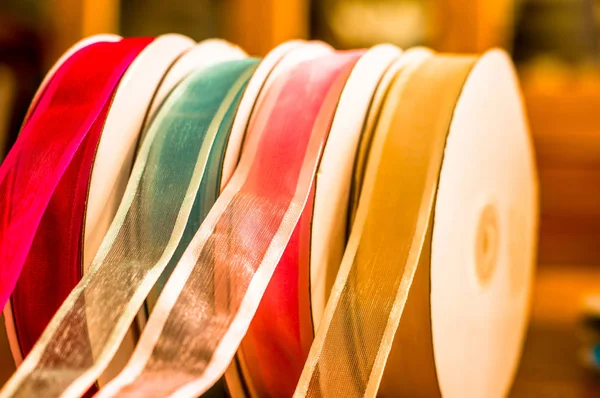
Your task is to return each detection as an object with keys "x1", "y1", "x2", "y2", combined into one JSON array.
[{"x1": 296, "y1": 51, "x2": 537, "y2": 397}]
